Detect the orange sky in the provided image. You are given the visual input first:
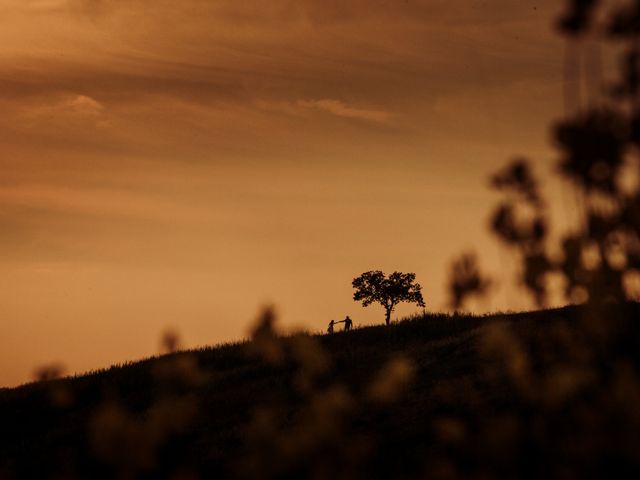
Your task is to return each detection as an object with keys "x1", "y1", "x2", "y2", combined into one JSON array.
[{"x1": 1, "y1": 0, "x2": 582, "y2": 387}]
